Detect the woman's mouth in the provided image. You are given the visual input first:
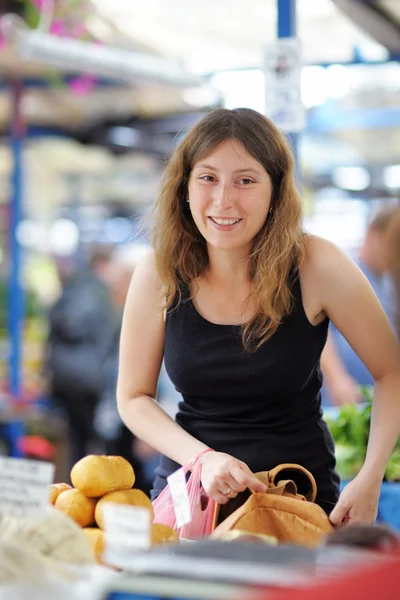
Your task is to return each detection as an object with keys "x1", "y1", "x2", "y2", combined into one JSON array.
[{"x1": 208, "y1": 216, "x2": 242, "y2": 230}]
